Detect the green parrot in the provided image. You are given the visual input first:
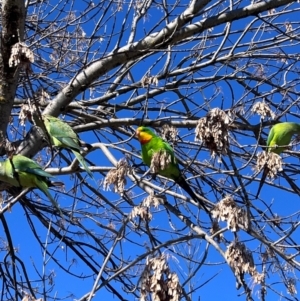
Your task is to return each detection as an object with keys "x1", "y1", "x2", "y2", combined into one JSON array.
[
  {"x1": 29, "y1": 112, "x2": 94, "y2": 180},
  {"x1": 0, "y1": 154, "x2": 63, "y2": 216},
  {"x1": 256, "y1": 122, "x2": 300, "y2": 197},
  {"x1": 136, "y1": 126, "x2": 209, "y2": 212}
]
